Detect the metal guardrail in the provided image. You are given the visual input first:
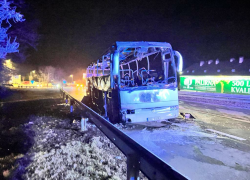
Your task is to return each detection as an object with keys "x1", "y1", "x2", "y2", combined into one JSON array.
[{"x1": 60, "y1": 89, "x2": 188, "y2": 180}]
